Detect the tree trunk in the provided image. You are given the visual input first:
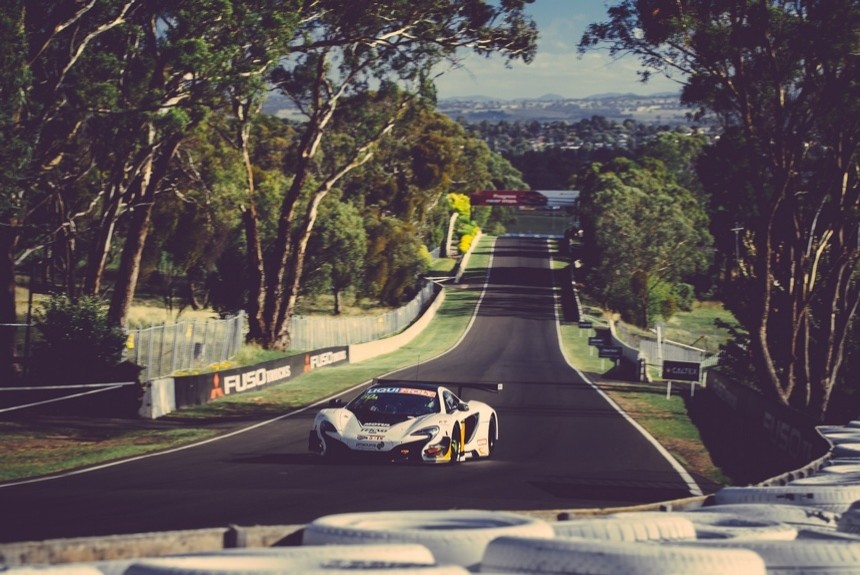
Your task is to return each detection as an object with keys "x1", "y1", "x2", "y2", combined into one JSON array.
[
  {"x1": 107, "y1": 135, "x2": 181, "y2": 327},
  {"x1": 108, "y1": 197, "x2": 152, "y2": 327},
  {"x1": 0, "y1": 223, "x2": 20, "y2": 383},
  {"x1": 233, "y1": 97, "x2": 267, "y2": 345}
]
